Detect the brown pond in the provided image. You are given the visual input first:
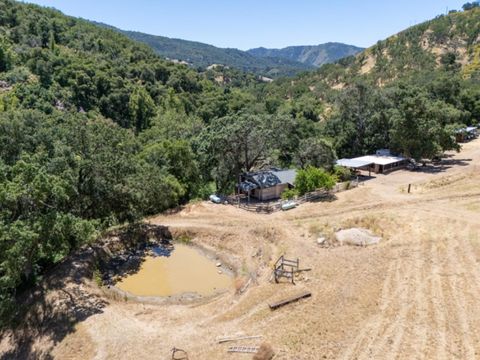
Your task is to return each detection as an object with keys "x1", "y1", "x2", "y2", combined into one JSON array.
[{"x1": 116, "y1": 244, "x2": 233, "y2": 297}]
